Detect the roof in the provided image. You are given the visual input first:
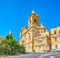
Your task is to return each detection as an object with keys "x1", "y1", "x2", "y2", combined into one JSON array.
[
  {"x1": 39, "y1": 23, "x2": 45, "y2": 29},
  {"x1": 28, "y1": 10, "x2": 39, "y2": 20}
]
